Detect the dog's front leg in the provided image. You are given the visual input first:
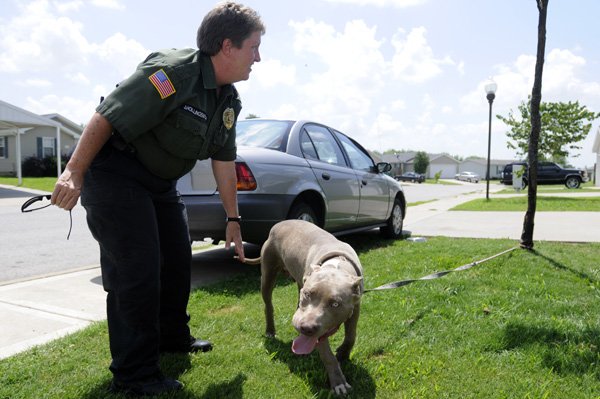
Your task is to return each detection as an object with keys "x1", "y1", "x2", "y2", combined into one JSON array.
[
  {"x1": 316, "y1": 338, "x2": 351, "y2": 395},
  {"x1": 336, "y1": 304, "x2": 360, "y2": 362}
]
